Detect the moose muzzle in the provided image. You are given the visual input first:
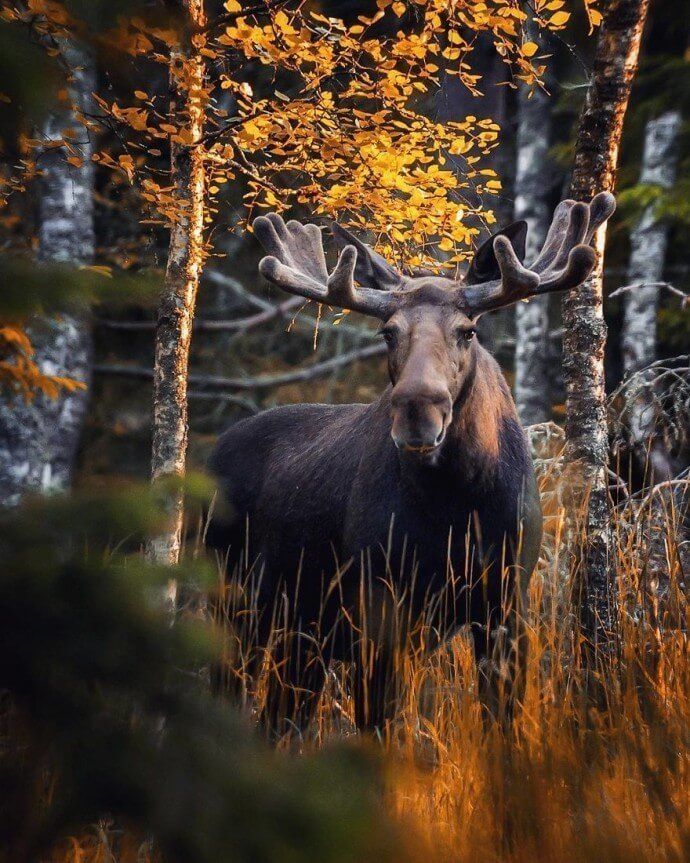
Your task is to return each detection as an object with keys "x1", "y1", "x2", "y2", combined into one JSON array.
[{"x1": 390, "y1": 384, "x2": 452, "y2": 455}]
